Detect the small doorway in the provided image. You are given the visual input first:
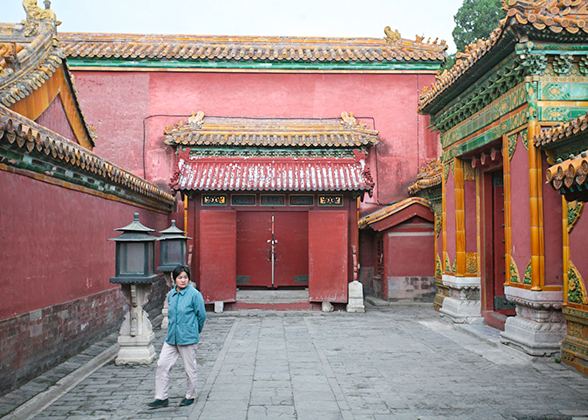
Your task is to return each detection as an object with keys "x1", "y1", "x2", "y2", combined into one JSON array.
[
  {"x1": 236, "y1": 211, "x2": 309, "y2": 288},
  {"x1": 482, "y1": 169, "x2": 515, "y2": 329}
]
